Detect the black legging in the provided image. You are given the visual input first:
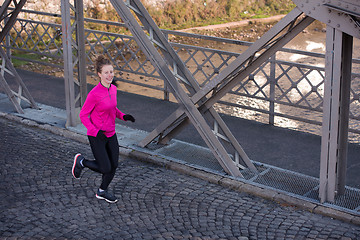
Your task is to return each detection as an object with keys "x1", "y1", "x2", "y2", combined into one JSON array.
[{"x1": 83, "y1": 133, "x2": 119, "y2": 190}]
